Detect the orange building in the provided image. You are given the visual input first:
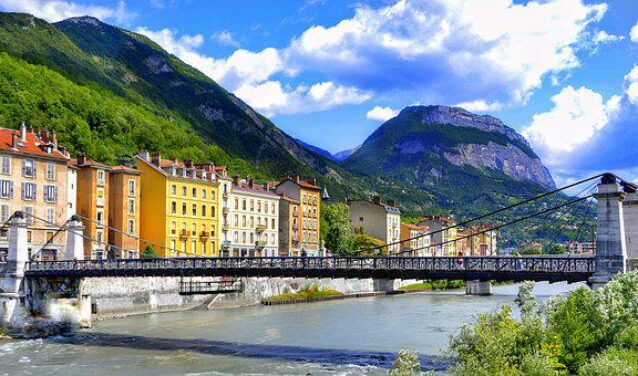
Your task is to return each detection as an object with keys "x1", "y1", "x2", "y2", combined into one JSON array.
[
  {"x1": 71, "y1": 154, "x2": 111, "y2": 259},
  {"x1": 108, "y1": 166, "x2": 142, "y2": 259},
  {"x1": 275, "y1": 176, "x2": 321, "y2": 256}
]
